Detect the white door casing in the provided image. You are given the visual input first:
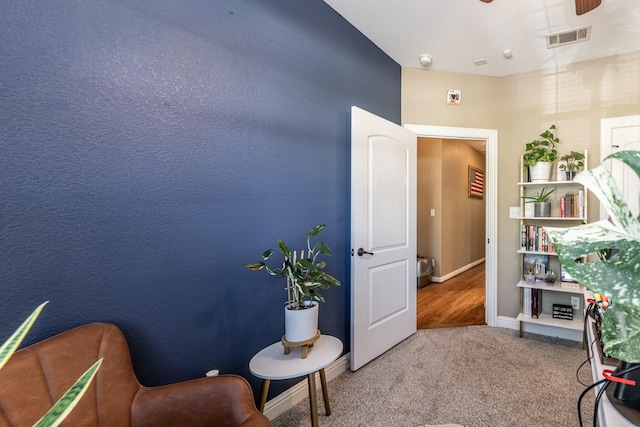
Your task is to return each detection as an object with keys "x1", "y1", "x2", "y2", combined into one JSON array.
[
  {"x1": 404, "y1": 124, "x2": 498, "y2": 329},
  {"x1": 601, "y1": 115, "x2": 640, "y2": 219},
  {"x1": 350, "y1": 106, "x2": 417, "y2": 371}
]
